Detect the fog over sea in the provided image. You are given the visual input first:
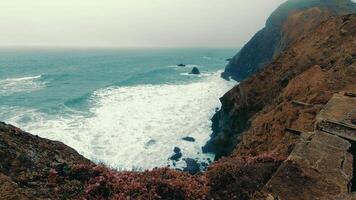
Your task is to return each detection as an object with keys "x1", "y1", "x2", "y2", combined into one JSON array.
[{"x1": 0, "y1": 48, "x2": 236, "y2": 170}]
